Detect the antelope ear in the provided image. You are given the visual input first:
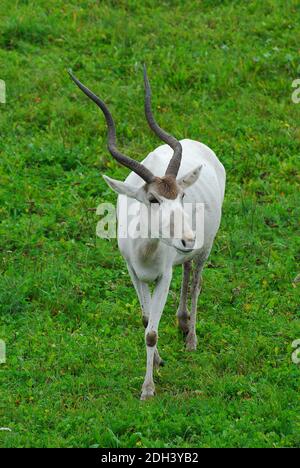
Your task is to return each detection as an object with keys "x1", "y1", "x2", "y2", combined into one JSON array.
[
  {"x1": 177, "y1": 165, "x2": 202, "y2": 189},
  {"x1": 103, "y1": 175, "x2": 146, "y2": 203}
]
